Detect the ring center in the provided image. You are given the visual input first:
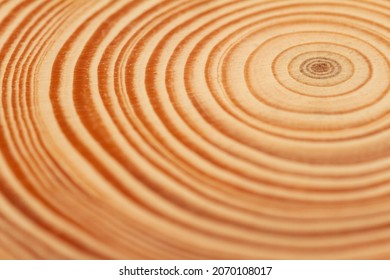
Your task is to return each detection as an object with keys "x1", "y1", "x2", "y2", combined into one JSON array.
[{"x1": 299, "y1": 57, "x2": 341, "y2": 79}]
